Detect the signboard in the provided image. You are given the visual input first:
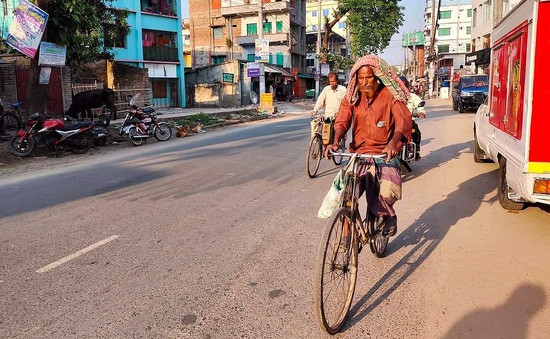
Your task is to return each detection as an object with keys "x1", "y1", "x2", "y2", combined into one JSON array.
[
  {"x1": 6, "y1": 0, "x2": 49, "y2": 58},
  {"x1": 320, "y1": 63, "x2": 330, "y2": 76},
  {"x1": 255, "y1": 38, "x2": 269, "y2": 63},
  {"x1": 247, "y1": 62, "x2": 260, "y2": 77},
  {"x1": 222, "y1": 73, "x2": 234, "y2": 83},
  {"x1": 260, "y1": 93, "x2": 273, "y2": 107},
  {"x1": 402, "y1": 32, "x2": 425, "y2": 47},
  {"x1": 38, "y1": 42, "x2": 67, "y2": 66}
]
